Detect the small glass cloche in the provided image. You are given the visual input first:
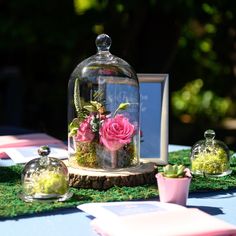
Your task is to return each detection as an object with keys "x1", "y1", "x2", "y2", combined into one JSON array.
[
  {"x1": 21, "y1": 146, "x2": 72, "y2": 202},
  {"x1": 190, "y1": 129, "x2": 232, "y2": 177}
]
